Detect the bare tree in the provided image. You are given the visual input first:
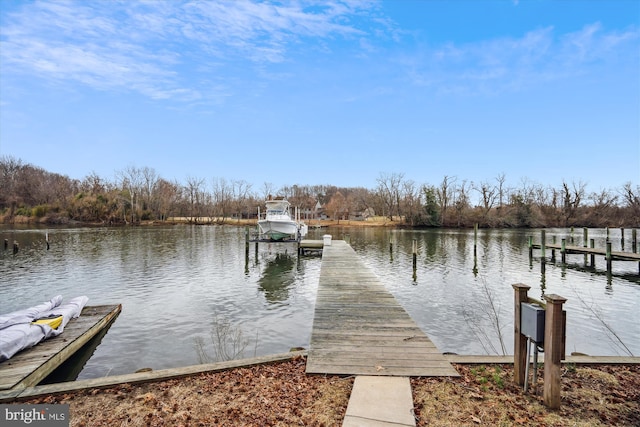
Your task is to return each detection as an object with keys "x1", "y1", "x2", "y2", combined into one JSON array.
[
  {"x1": 474, "y1": 180, "x2": 497, "y2": 220},
  {"x1": 437, "y1": 175, "x2": 456, "y2": 226},
  {"x1": 116, "y1": 166, "x2": 144, "y2": 224},
  {"x1": 621, "y1": 183, "x2": 640, "y2": 225},
  {"x1": 185, "y1": 176, "x2": 206, "y2": 223},
  {"x1": 401, "y1": 180, "x2": 420, "y2": 226},
  {"x1": 561, "y1": 180, "x2": 586, "y2": 226},
  {"x1": 376, "y1": 172, "x2": 404, "y2": 221},
  {"x1": 495, "y1": 173, "x2": 507, "y2": 209},
  {"x1": 261, "y1": 182, "x2": 275, "y2": 201}
]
